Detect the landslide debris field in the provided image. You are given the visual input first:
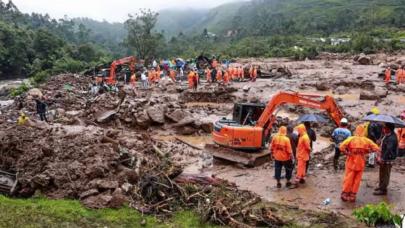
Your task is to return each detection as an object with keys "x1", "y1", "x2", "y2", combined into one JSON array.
[{"x1": 1, "y1": 53, "x2": 405, "y2": 227}]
